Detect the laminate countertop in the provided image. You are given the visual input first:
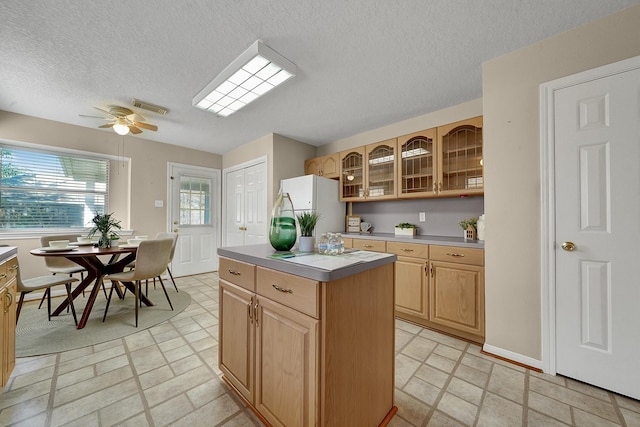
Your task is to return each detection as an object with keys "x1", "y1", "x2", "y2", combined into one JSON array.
[
  {"x1": 218, "y1": 243, "x2": 397, "y2": 282},
  {"x1": 0, "y1": 246, "x2": 18, "y2": 263},
  {"x1": 343, "y1": 232, "x2": 485, "y2": 249}
]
